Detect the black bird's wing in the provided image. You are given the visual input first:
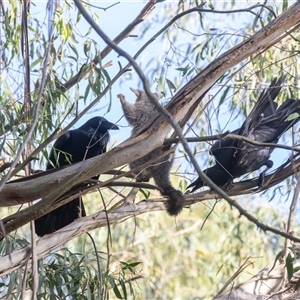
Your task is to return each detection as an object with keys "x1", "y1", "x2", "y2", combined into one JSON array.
[
  {"x1": 226, "y1": 77, "x2": 285, "y2": 176},
  {"x1": 229, "y1": 93, "x2": 300, "y2": 181},
  {"x1": 210, "y1": 77, "x2": 284, "y2": 170},
  {"x1": 187, "y1": 165, "x2": 233, "y2": 192},
  {"x1": 47, "y1": 131, "x2": 71, "y2": 169},
  {"x1": 237, "y1": 77, "x2": 283, "y2": 135},
  {"x1": 257, "y1": 98, "x2": 300, "y2": 138},
  {"x1": 210, "y1": 77, "x2": 284, "y2": 171}
]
